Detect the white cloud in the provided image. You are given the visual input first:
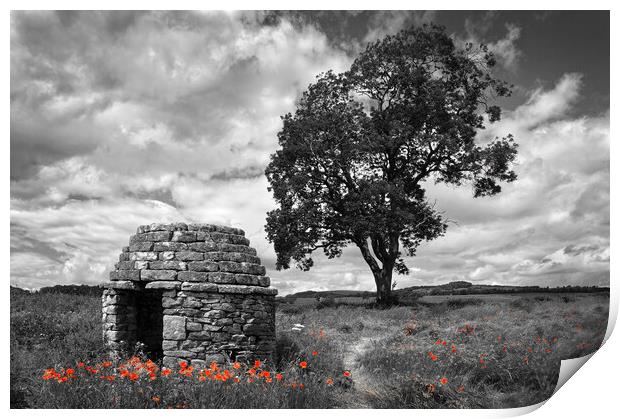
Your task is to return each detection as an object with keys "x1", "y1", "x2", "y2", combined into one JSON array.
[{"x1": 10, "y1": 12, "x2": 609, "y2": 293}]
